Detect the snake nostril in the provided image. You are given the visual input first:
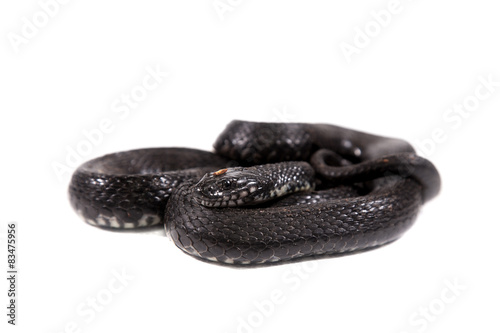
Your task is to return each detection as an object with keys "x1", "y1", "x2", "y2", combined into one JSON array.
[{"x1": 208, "y1": 185, "x2": 217, "y2": 196}]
